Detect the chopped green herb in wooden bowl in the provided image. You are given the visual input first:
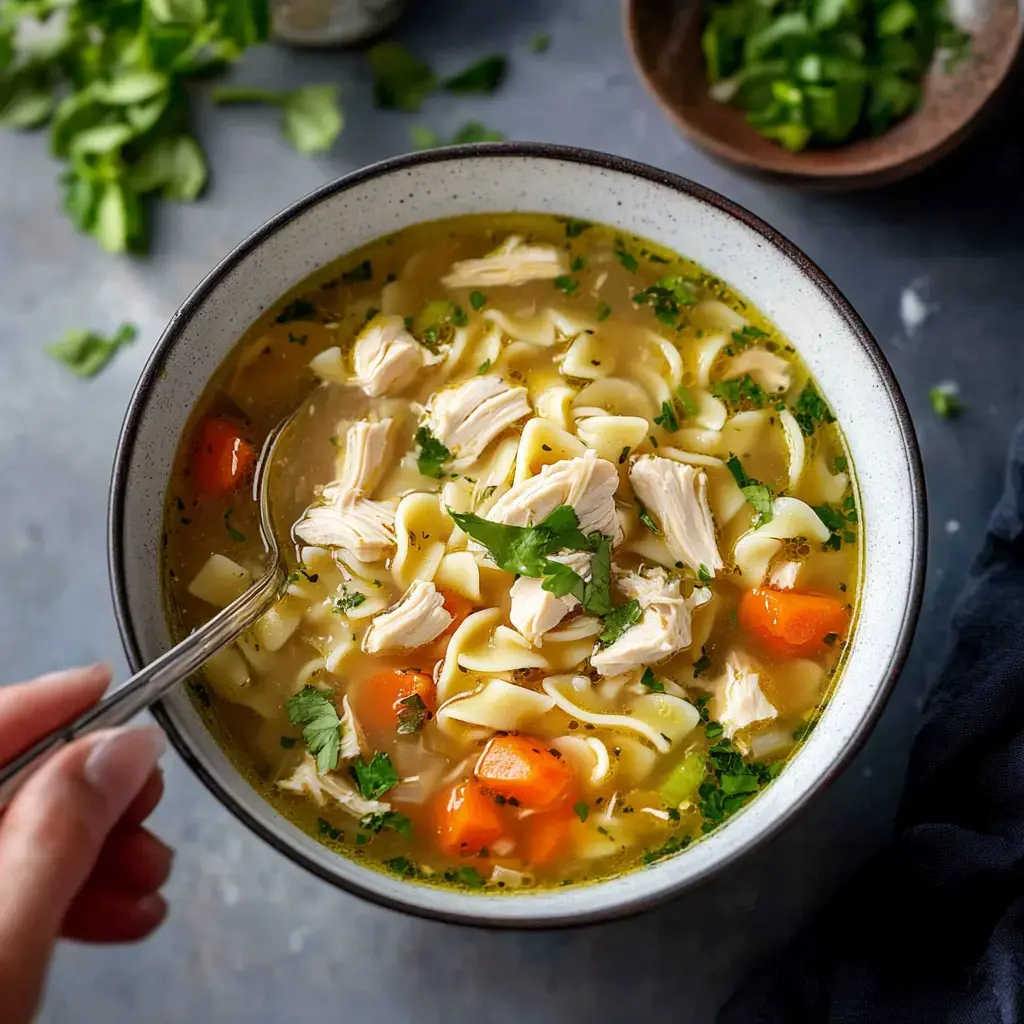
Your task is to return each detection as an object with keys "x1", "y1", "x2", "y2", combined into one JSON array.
[{"x1": 626, "y1": 0, "x2": 1022, "y2": 186}]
